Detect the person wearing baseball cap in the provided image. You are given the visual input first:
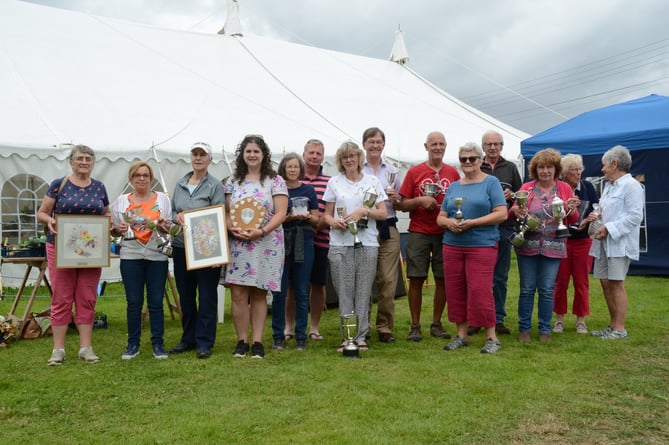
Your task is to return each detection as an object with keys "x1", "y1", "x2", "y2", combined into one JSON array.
[{"x1": 170, "y1": 141, "x2": 225, "y2": 359}]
